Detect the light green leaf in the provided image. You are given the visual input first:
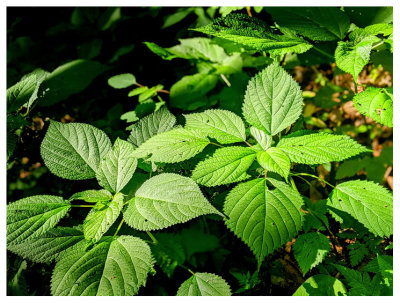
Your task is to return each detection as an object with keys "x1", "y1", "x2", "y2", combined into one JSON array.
[
  {"x1": 256, "y1": 148, "x2": 291, "y2": 181},
  {"x1": 266, "y1": 7, "x2": 350, "y2": 41},
  {"x1": 41, "y1": 121, "x2": 112, "y2": 180},
  {"x1": 335, "y1": 37, "x2": 375, "y2": 80},
  {"x1": 132, "y1": 127, "x2": 209, "y2": 163},
  {"x1": 128, "y1": 106, "x2": 176, "y2": 148},
  {"x1": 353, "y1": 87, "x2": 393, "y2": 127},
  {"x1": 51, "y1": 236, "x2": 153, "y2": 296},
  {"x1": 224, "y1": 178, "x2": 303, "y2": 264},
  {"x1": 83, "y1": 193, "x2": 124, "y2": 243},
  {"x1": 68, "y1": 190, "x2": 112, "y2": 203},
  {"x1": 37, "y1": 59, "x2": 105, "y2": 107},
  {"x1": 192, "y1": 146, "x2": 256, "y2": 186},
  {"x1": 293, "y1": 232, "x2": 331, "y2": 275},
  {"x1": 8, "y1": 227, "x2": 85, "y2": 263},
  {"x1": 128, "y1": 86, "x2": 149, "y2": 97},
  {"x1": 96, "y1": 138, "x2": 137, "y2": 193},
  {"x1": 250, "y1": 127, "x2": 272, "y2": 150},
  {"x1": 177, "y1": 272, "x2": 232, "y2": 296},
  {"x1": 193, "y1": 14, "x2": 312, "y2": 55},
  {"x1": 363, "y1": 254, "x2": 392, "y2": 290},
  {"x1": 124, "y1": 173, "x2": 222, "y2": 231},
  {"x1": 328, "y1": 180, "x2": 393, "y2": 237},
  {"x1": 243, "y1": 63, "x2": 303, "y2": 136},
  {"x1": 7, "y1": 195, "x2": 71, "y2": 245},
  {"x1": 184, "y1": 109, "x2": 246, "y2": 144},
  {"x1": 107, "y1": 73, "x2": 136, "y2": 89},
  {"x1": 170, "y1": 73, "x2": 218, "y2": 110},
  {"x1": 293, "y1": 274, "x2": 347, "y2": 296},
  {"x1": 277, "y1": 131, "x2": 369, "y2": 164}
]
